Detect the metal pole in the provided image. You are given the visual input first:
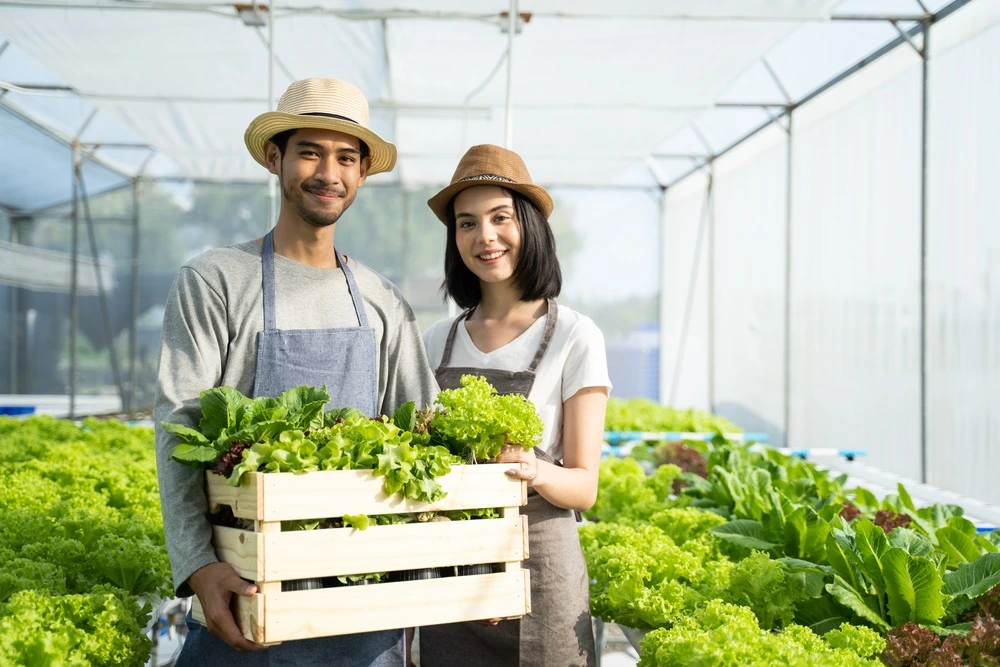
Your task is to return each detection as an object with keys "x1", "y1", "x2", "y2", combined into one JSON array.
[
  {"x1": 69, "y1": 143, "x2": 80, "y2": 418},
  {"x1": 656, "y1": 186, "x2": 668, "y2": 403},
  {"x1": 400, "y1": 190, "x2": 410, "y2": 296},
  {"x1": 706, "y1": 179, "x2": 716, "y2": 412},
  {"x1": 504, "y1": 0, "x2": 517, "y2": 148},
  {"x1": 128, "y1": 178, "x2": 141, "y2": 413},
  {"x1": 79, "y1": 174, "x2": 127, "y2": 409},
  {"x1": 782, "y1": 116, "x2": 794, "y2": 450},
  {"x1": 919, "y1": 24, "x2": 930, "y2": 484},
  {"x1": 8, "y1": 217, "x2": 19, "y2": 393},
  {"x1": 669, "y1": 171, "x2": 713, "y2": 407},
  {"x1": 267, "y1": 1, "x2": 278, "y2": 229}
]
